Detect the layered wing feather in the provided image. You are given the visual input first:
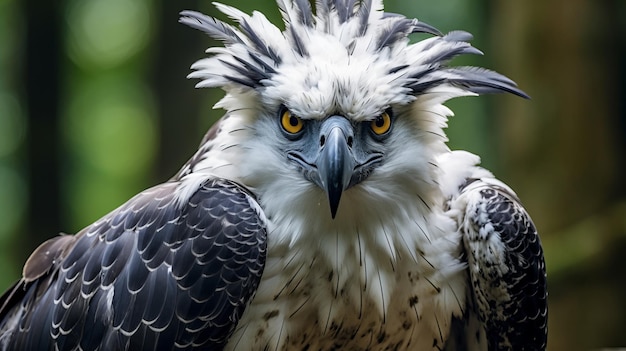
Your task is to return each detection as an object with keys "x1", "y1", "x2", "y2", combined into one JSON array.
[
  {"x1": 454, "y1": 178, "x2": 548, "y2": 350},
  {"x1": 0, "y1": 178, "x2": 267, "y2": 351}
]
